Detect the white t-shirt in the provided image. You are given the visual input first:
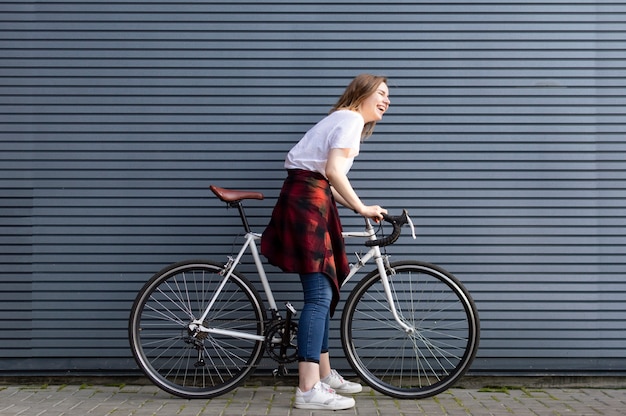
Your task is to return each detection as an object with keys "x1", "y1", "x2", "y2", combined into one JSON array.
[{"x1": 284, "y1": 110, "x2": 364, "y2": 177}]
